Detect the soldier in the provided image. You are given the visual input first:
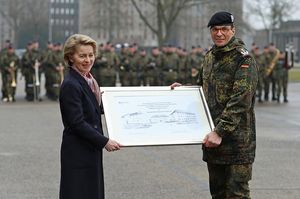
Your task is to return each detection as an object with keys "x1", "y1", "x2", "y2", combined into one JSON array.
[
  {"x1": 261, "y1": 46, "x2": 272, "y2": 101},
  {"x1": 21, "y1": 41, "x2": 43, "y2": 101},
  {"x1": 0, "y1": 39, "x2": 12, "y2": 99},
  {"x1": 275, "y1": 50, "x2": 292, "y2": 103},
  {"x1": 148, "y1": 47, "x2": 163, "y2": 86},
  {"x1": 91, "y1": 43, "x2": 104, "y2": 84},
  {"x1": 281, "y1": 44, "x2": 294, "y2": 102},
  {"x1": 273, "y1": 51, "x2": 284, "y2": 103},
  {"x1": 136, "y1": 48, "x2": 150, "y2": 86},
  {"x1": 177, "y1": 47, "x2": 189, "y2": 84},
  {"x1": 0, "y1": 45, "x2": 19, "y2": 102},
  {"x1": 118, "y1": 44, "x2": 131, "y2": 86},
  {"x1": 187, "y1": 46, "x2": 204, "y2": 85},
  {"x1": 172, "y1": 11, "x2": 258, "y2": 198},
  {"x1": 41, "y1": 41, "x2": 54, "y2": 98},
  {"x1": 162, "y1": 45, "x2": 179, "y2": 86},
  {"x1": 266, "y1": 43, "x2": 280, "y2": 101},
  {"x1": 97, "y1": 42, "x2": 119, "y2": 86},
  {"x1": 253, "y1": 47, "x2": 265, "y2": 102},
  {"x1": 127, "y1": 45, "x2": 140, "y2": 86},
  {"x1": 45, "y1": 42, "x2": 64, "y2": 101}
]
